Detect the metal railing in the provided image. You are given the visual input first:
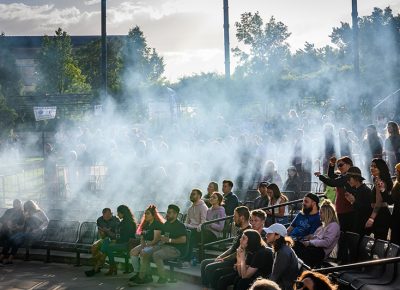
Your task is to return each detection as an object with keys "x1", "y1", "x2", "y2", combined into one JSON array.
[{"x1": 198, "y1": 193, "x2": 326, "y2": 260}]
